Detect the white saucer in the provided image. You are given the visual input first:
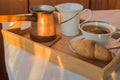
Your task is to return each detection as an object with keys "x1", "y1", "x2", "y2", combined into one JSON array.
[{"x1": 69, "y1": 35, "x2": 120, "y2": 56}]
